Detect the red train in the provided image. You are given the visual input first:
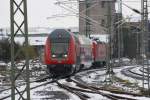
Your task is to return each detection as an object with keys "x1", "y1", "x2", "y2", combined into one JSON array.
[
  {"x1": 92, "y1": 41, "x2": 106, "y2": 67},
  {"x1": 44, "y1": 29, "x2": 106, "y2": 76}
]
